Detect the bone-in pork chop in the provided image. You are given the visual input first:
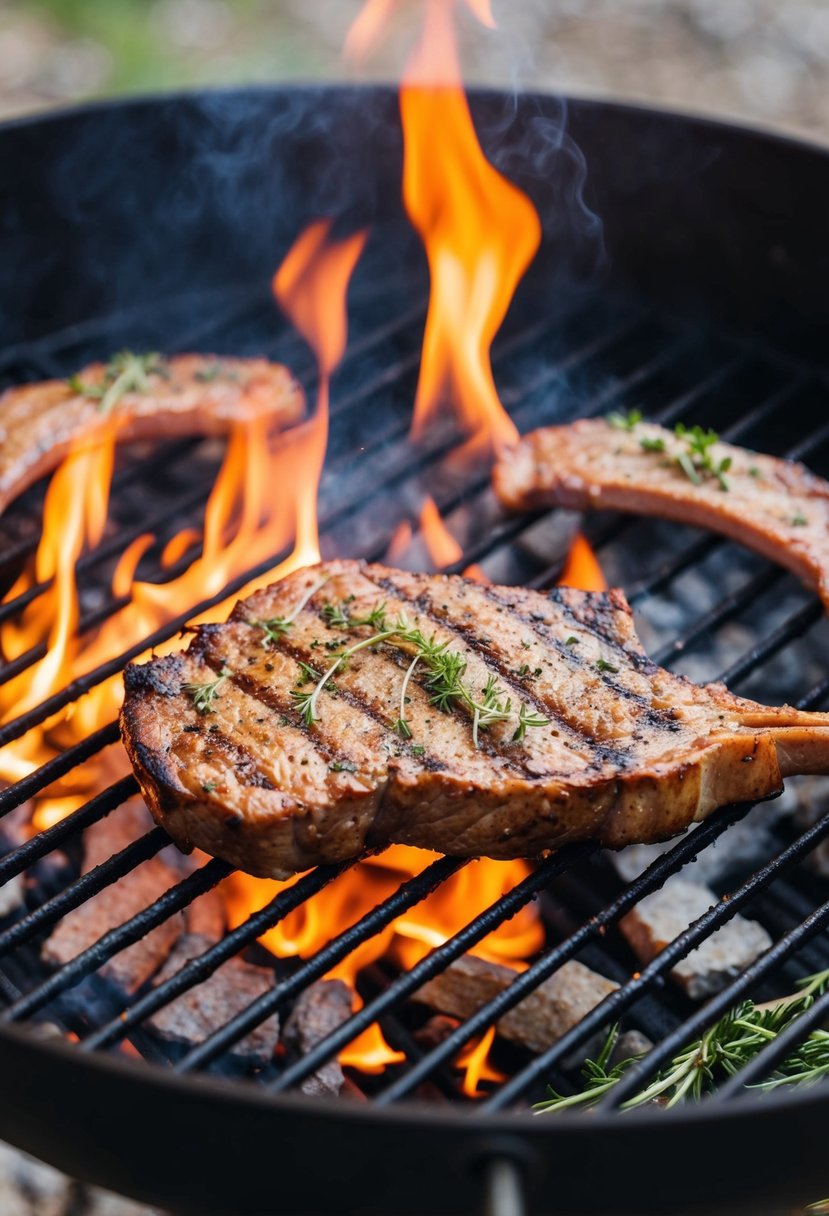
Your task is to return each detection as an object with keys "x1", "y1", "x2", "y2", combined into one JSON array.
[
  {"x1": 120, "y1": 560, "x2": 829, "y2": 878},
  {"x1": 0, "y1": 352, "x2": 304, "y2": 517},
  {"x1": 493, "y1": 415, "x2": 829, "y2": 610}
]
